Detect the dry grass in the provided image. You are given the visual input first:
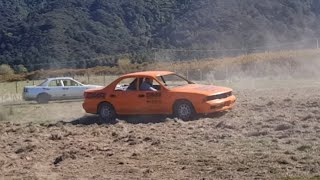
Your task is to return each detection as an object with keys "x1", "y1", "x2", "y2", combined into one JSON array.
[
  {"x1": 0, "y1": 105, "x2": 7, "y2": 121},
  {"x1": 1, "y1": 49, "x2": 320, "y2": 82},
  {"x1": 0, "y1": 80, "x2": 42, "y2": 104},
  {"x1": 0, "y1": 74, "x2": 119, "y2": 104},
  {"x1": 149, "y1": 49, "x2": 320, "y2": 72},
  {"x1": 1, "y1": 48, "x2": 320, "y2": 104}
]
